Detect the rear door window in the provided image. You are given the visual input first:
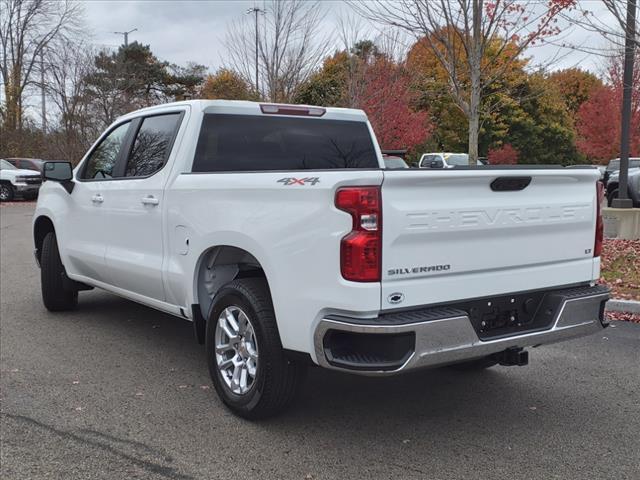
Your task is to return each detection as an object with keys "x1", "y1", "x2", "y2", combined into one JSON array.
[
  {"x1": 125, "y1": 113, "x2": 182, "y2": 177},
  {"x1": 192, "y1": 114, "x2": 379, "y2": 172}
]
